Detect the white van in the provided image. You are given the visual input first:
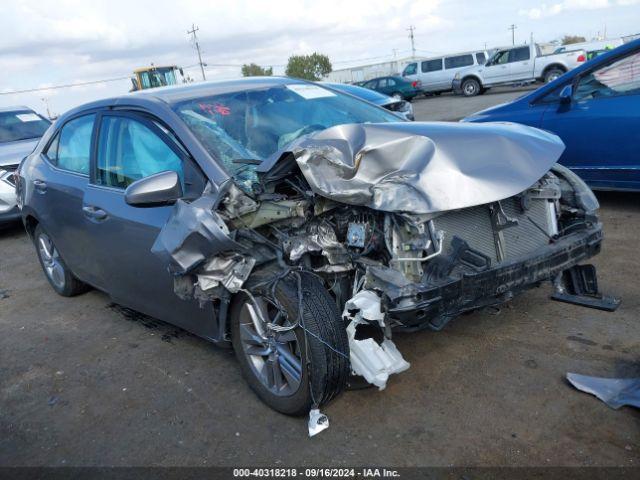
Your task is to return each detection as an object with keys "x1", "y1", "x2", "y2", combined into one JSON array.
[{"x1": 402, "y1": 50, "x2": 489, "y2": 95}]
